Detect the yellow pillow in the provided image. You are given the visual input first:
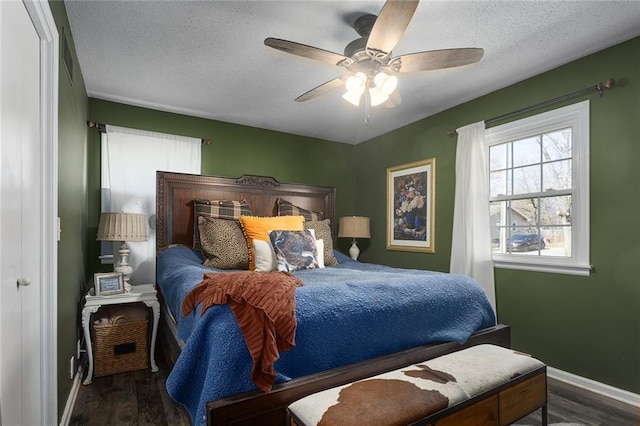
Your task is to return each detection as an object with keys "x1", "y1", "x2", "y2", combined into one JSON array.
[{"x1": 239, "y1": 215, "x2": 304, "y2": 270}]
